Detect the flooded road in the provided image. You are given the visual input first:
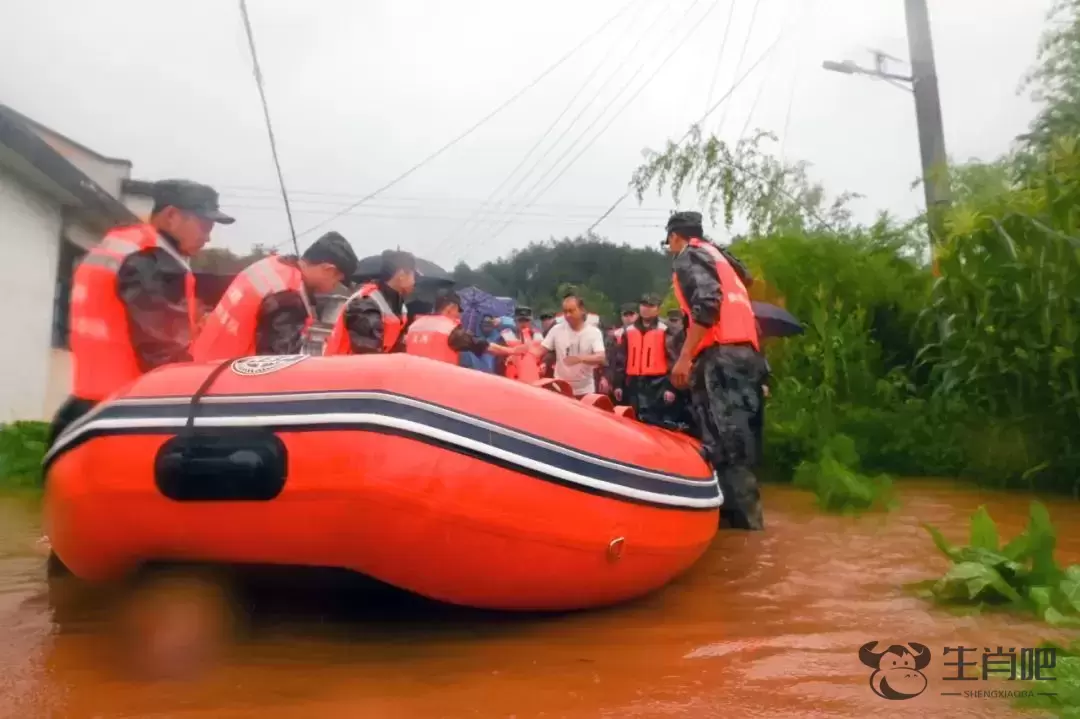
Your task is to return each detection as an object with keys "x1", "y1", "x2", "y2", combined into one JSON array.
[{"x1": 0, "y1": 480, "x2": 1076, "y2": 719}]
